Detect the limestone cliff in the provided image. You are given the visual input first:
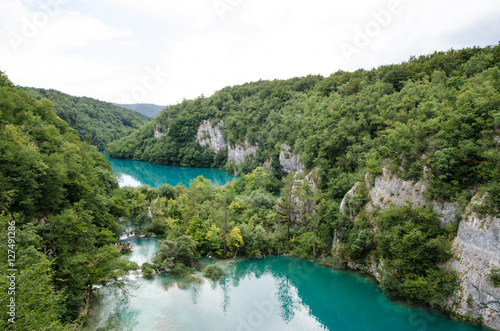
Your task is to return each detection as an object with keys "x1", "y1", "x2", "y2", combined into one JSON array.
[
  {"x1": 154, "y1": 123, "x2": 167, "y2": 139},
  {"x1": 337, "y1": 167, "x2": 500, "y2": 330},
  {"x1": 279, "y1": 144, "x2": 304, "y2": 174},
  {"x1": 277, "y1": 167, "x2": 320, "y2": 224},
  {"x1": 227, "y1": 139, "x2": 258, "y2": 164},
  {"x1": 196, "y1": 120, "x2": 227, "y2": 153},
  {"x1": 340, "y1": 167, "x2": 460, "y2": 226},
  {"x1": 447, "y1": 195, "x2": 500, "y2": 329},
  {"x1": 194, "y1": 119, "x2": 258, "y2": 164}
]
